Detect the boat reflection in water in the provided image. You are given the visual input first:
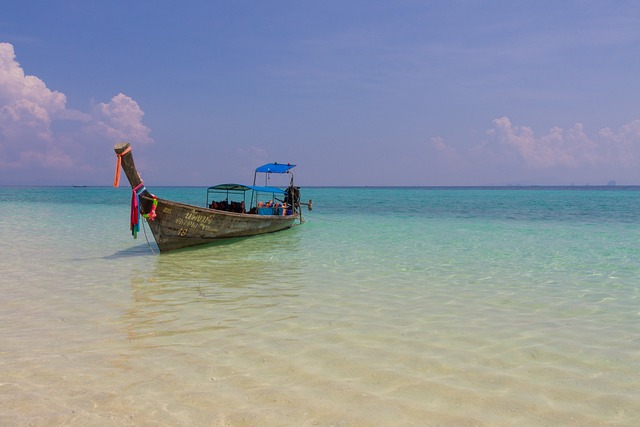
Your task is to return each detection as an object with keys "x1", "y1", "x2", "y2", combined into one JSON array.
[{"x1": 121, "y1": 231, "x2": 304, "y2": 342}]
